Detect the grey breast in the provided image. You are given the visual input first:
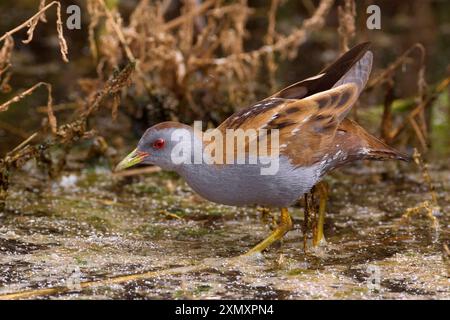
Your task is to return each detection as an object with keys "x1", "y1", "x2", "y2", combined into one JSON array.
[{"x1": 178, "y1": 156, "x2": 321, "y2": 207}]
